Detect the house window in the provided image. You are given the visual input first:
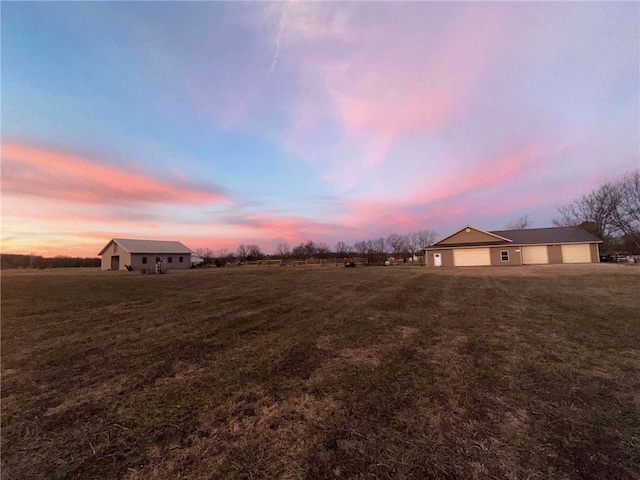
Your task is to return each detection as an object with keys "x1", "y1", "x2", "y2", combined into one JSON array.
[
  {"x1": 179, "y1": 257, "x2": 184, "y2": 263},
  {"x1": 501, "y1": 251, "x2": 509, "y2": 262},
  {"x1": 168, "y1": 257, "x2": 173, "y2": 263},
  {"x1": 156, "y1": 257, "x2": 160, "y2": 263},
  {"x1": 142, "y1": 257, "x2": 147, "y2": 264},
  {"x1": 113, "y1": 243, "x2": 118, "y2": 253}
]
